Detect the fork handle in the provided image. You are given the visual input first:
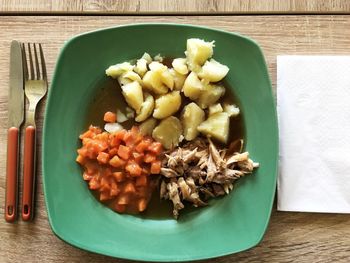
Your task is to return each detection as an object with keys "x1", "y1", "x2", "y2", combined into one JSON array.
[
  {"x1": 5, "y1": 127, "x2": 19, "y2": 222},
  {"x1": 22, "y1": 125, "x2": 36, "y2": 221}
]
